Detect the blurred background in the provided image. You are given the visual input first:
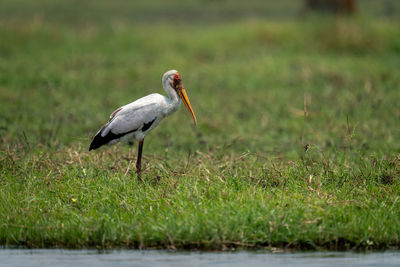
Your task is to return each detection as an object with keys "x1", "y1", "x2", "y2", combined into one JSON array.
[
  {"x1": 1, "y1": 0, "x2": 399, "y2": 157},
  {"x1": 1, "y1": 0, "x2": 400, "y2": 24}
]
